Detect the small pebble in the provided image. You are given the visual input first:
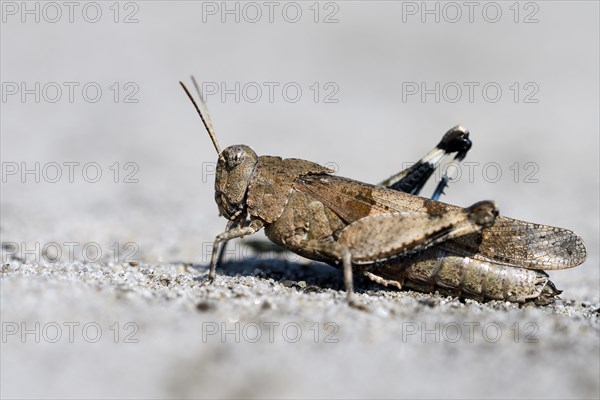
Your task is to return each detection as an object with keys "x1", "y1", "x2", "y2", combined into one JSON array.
[{"x1": 196, "y1": 301, "x2": 215, "y2": 312}]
